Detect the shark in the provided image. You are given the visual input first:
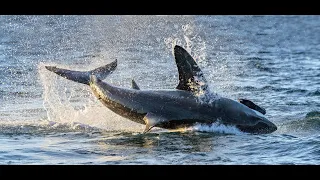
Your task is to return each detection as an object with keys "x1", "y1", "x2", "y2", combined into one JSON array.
[{"x1": 45, "y1": 45, "x2": 277, "y2": 134}]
